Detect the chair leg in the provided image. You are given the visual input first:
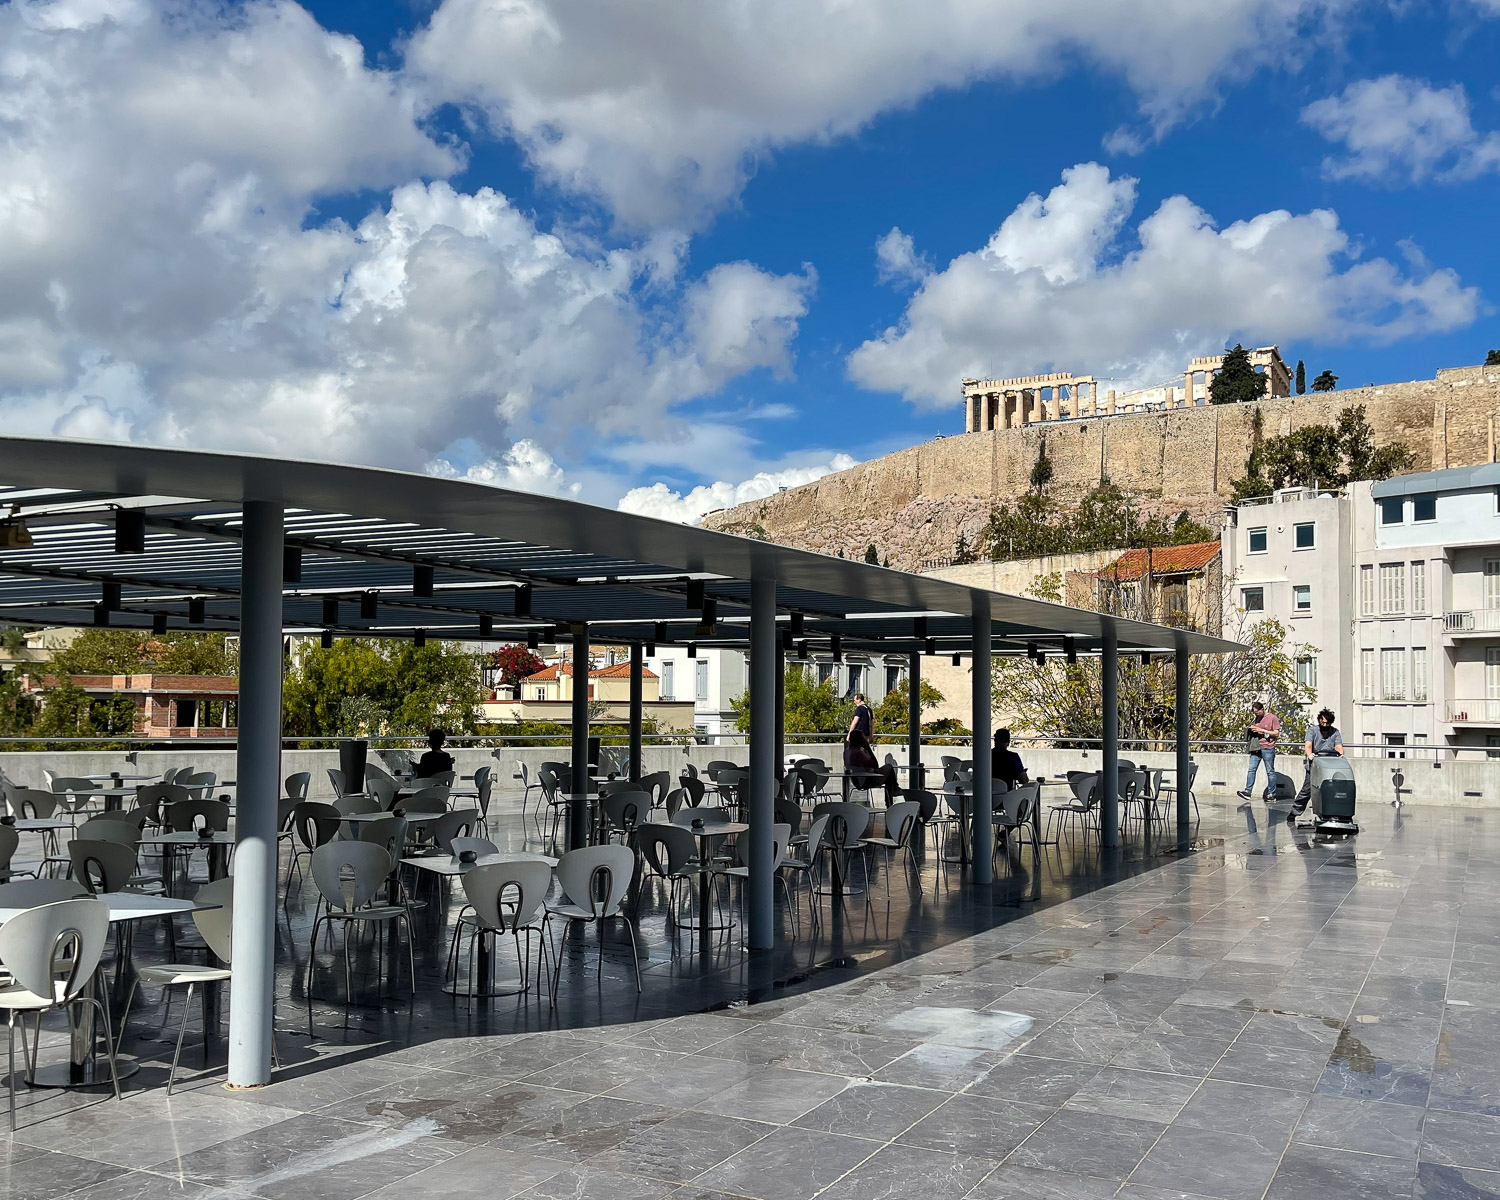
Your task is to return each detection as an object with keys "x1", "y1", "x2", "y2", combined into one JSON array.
[
  {"x1": 167, "y1": 983, "x2": 193, "y2": 1096},
  {"x1": 621, "y1": 916, "x2": 643, "y2": 993},
  {"x1": 7, "y1": 1013, "x2": 15, "y2": 1132},
  {"x1": 75, "y1": 997, "x2": 122, "y2": 1102}
]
